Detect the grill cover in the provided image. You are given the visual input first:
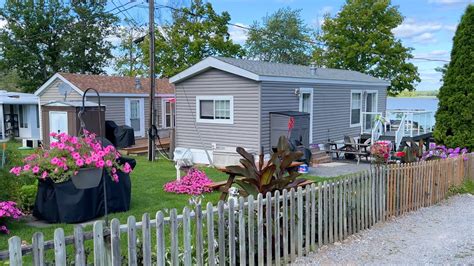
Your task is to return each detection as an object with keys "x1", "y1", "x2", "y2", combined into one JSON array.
[{"x1": 105, "y1": 120, "x2": 135, "y2": 148}]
